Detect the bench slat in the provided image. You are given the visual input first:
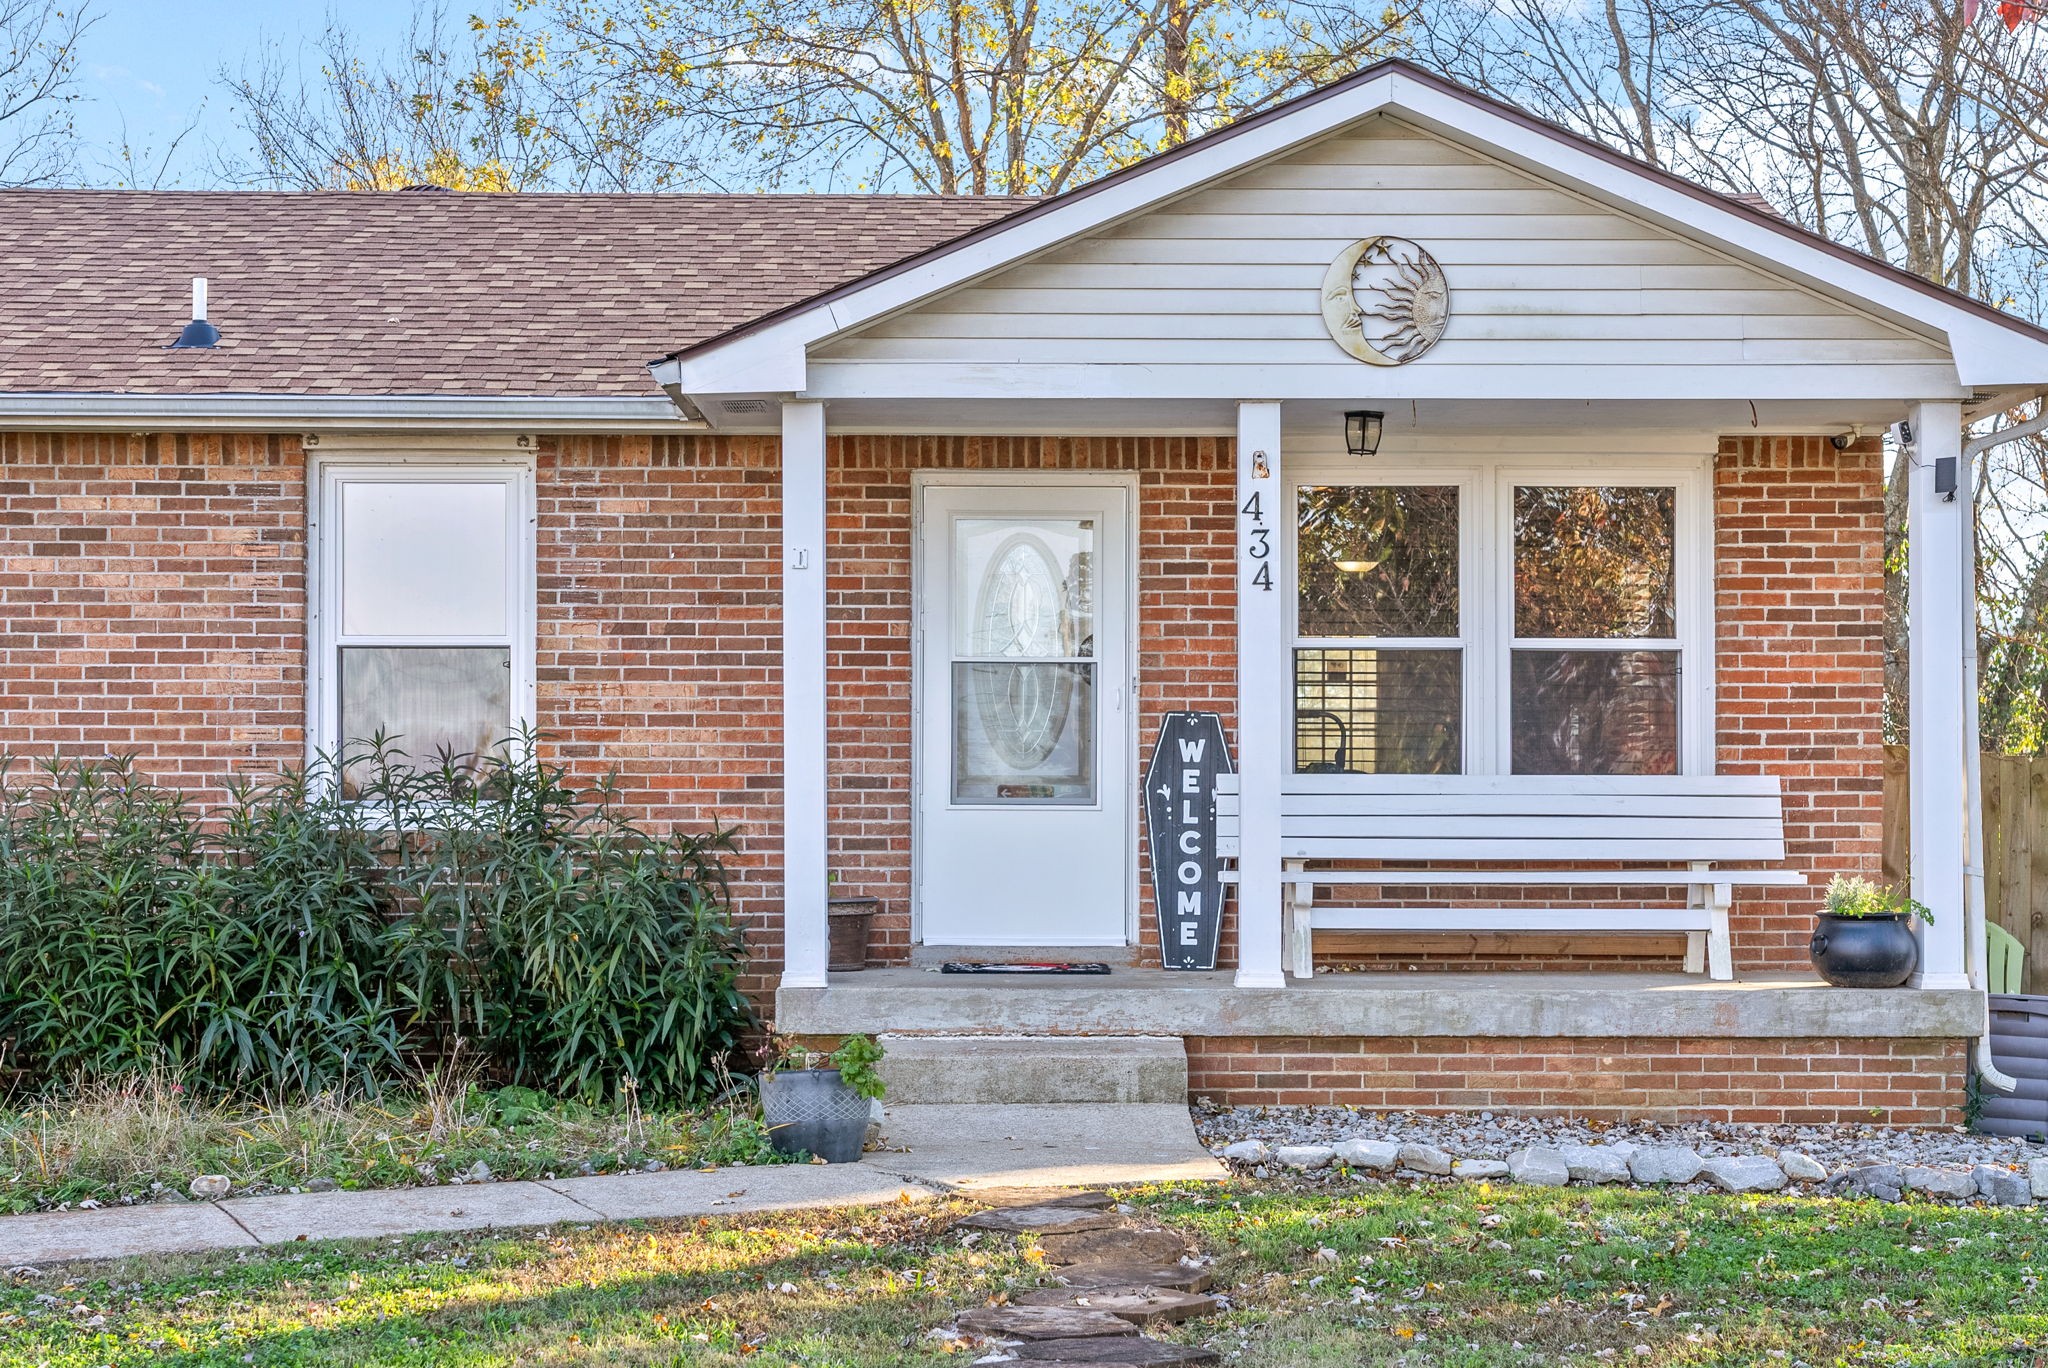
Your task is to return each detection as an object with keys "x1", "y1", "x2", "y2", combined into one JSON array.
[
  {"x1": 1223, "y1": 868, "x2": 1806, "y2": 886},
  {"x1": 1219, "y1": 836, "x2": 1785, "y2": 860},
  {"x1": 1214, "y1": 773, "x2": 1783, "y2": 798},
  {"x1": 1310, "y1": 907, "x2": 1714, "y2": 932},
  {"x1": 1256, "y1": 816, "x2": 1782, "y2": 841},
  {"x1": 1216, "y1": 793, "x2": 1784, "y2": 820}
]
